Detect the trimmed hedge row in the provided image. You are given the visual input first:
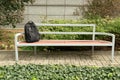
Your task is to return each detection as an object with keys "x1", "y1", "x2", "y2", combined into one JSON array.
[
  {"x1": 0, "y1": 64, "x2": 120, "y2": 80},
  {"x1": 21, "y1": 18, "x2": 120, "y2": 51}
]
